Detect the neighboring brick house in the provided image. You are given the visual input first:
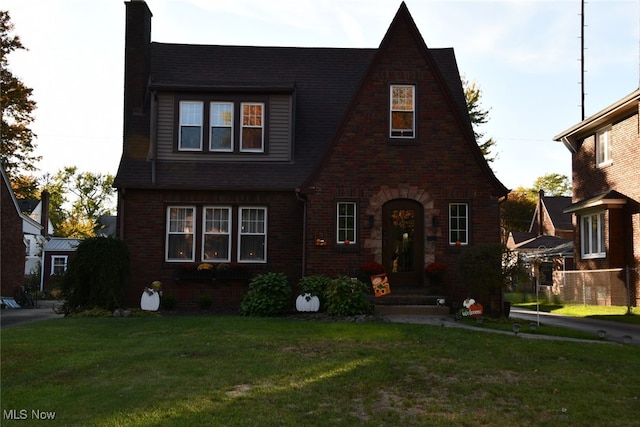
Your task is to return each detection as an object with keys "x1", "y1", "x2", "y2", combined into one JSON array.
[
  {"x1": 555, "y1": 88, "x2": 639, "y2": 307},
  {"x1": 114, "y1": 1, "x2": 509, "y2": 310},
  {"x1": 1, "y1": 167, "x2": 29, "y2": 296}
]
